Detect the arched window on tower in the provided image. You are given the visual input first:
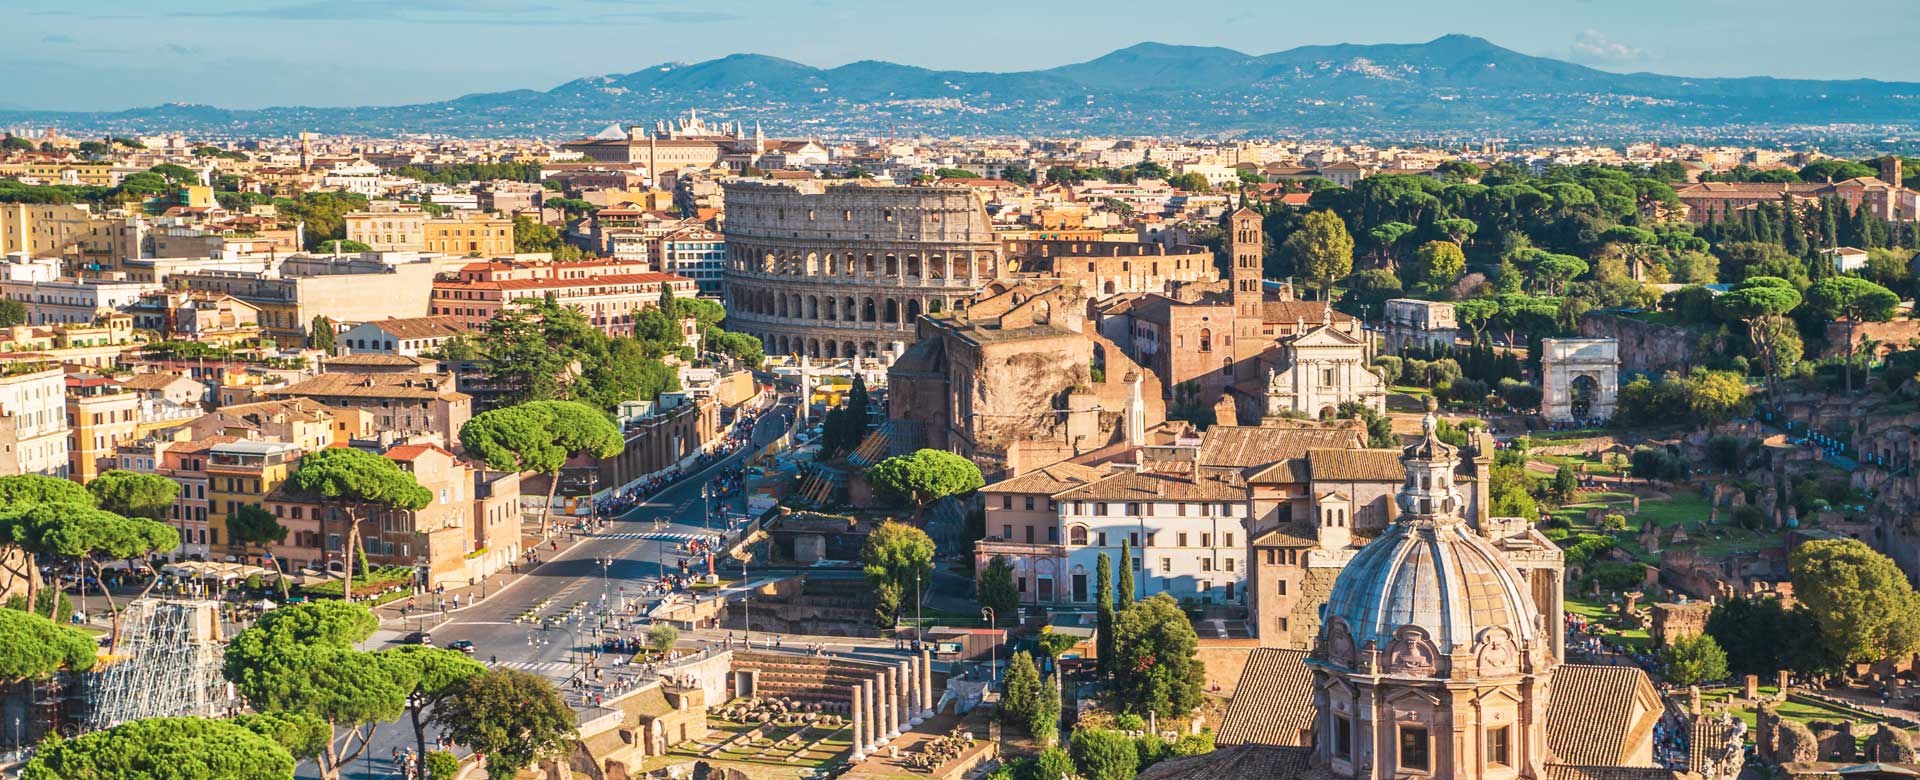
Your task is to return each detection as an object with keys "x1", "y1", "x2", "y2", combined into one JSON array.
[{"x1": 1198, "y1": 328, "x2": 1213, "y2": 352}]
